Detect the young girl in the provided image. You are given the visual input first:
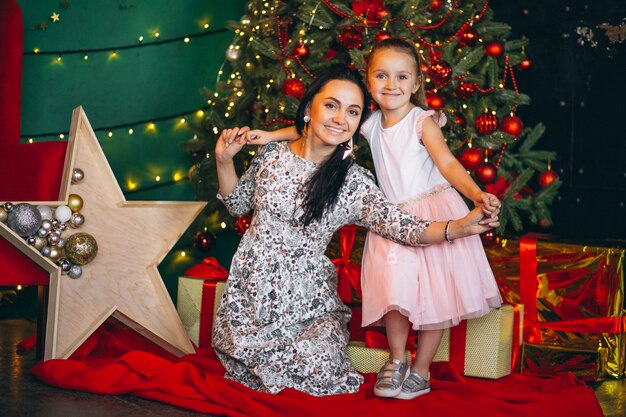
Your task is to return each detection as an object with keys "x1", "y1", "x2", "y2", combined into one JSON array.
[{"x1": 247, "y1": 38, "x2": 502, "y2": 400}]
